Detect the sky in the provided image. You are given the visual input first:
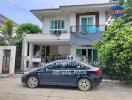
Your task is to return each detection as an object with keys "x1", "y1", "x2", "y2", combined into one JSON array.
[{"x1": 0, "y1": 0, "x2": 109, "y2": 27}]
